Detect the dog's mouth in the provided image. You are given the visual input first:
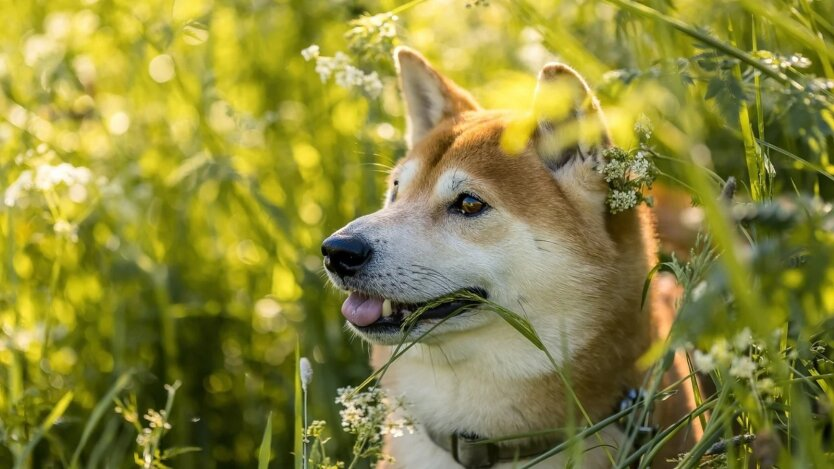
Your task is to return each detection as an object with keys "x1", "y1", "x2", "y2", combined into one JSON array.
[{"x1": 341, "y1": 287, "x2": 488, "y2": 332}]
